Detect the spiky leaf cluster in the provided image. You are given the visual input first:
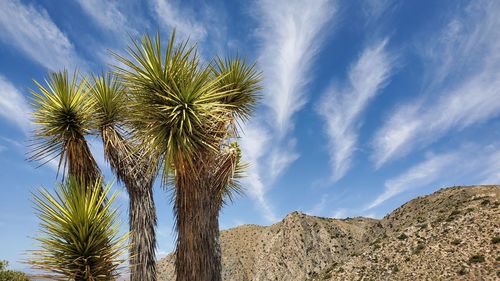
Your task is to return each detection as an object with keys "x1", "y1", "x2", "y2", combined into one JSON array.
[
  {"x1": 113, "y1": 32, "x2": 260, "y2": 183},
  {"x1": 29, "y1": 178, "x2": 127, "y2": 281},
  {"x1": 30, "y1": 70, "x2": 100, "y2": 182},
  {"x1": 89, "y1": 73, "x2": 128, "y2": 129}
]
